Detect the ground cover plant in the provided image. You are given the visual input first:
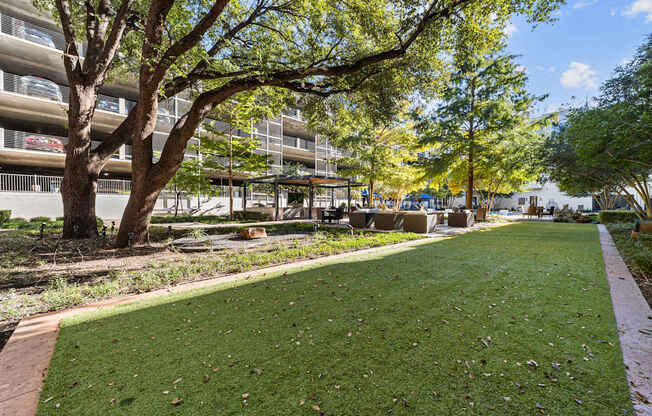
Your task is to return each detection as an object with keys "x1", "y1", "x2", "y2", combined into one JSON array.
[
  {"x1": 0, "y1": 222, "x2": 422, "y2": 323},
  {"x1": 606, "y1": 223, "x2": 652, "y2": 307},
  {"x1": 37, "y1": 223, "x2": 632, "y2": 415}
]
